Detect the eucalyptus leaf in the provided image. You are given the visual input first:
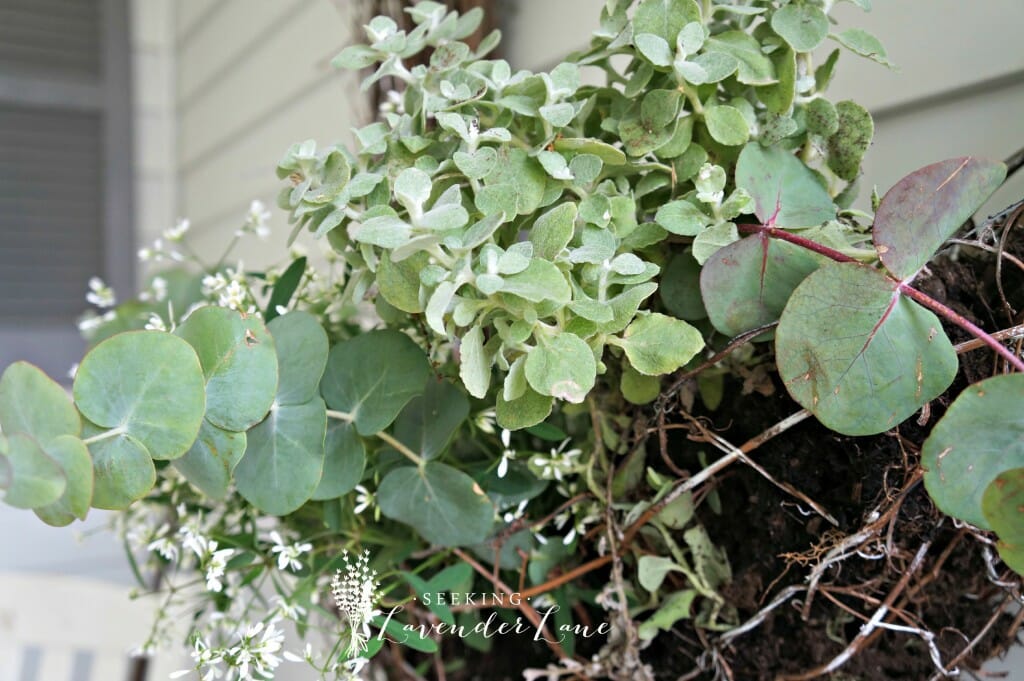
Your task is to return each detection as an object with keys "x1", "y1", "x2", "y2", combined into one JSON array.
[
  {"x1": 266, "y1": 311, "x2": 329, "y2": 406},
  {"x1": 0, "y1": 361, "x2": 81, "y2": 443},
  {"x1": 735, "y1": 143, "x2": 837, "y2": 228},
  {"x1": 173, "y1": 419, "x2": 246, "y2": 500},
  {"x1": 700, "y1": 233, "x2": 824, "y2": 338},
  {"x1": 234, "y1": 399, "x2": 327, "y2": 516},
  {"x1": 776, "y1": 262, "x2": 957, "y2": 436},
  {"x1": 873, "y1": 157, "x2": 1006, "y2": 280},
  {"x1": 393, "y1": 379, "x2": 469, "y2": 460},
  {"x1": 377, "y1": 462, "x2": 493, "y2": 546},
  {"x1": 176, "y1": 306, "x2": 278, "y2": 432},
  {"x1": 982, "y1": 468, "x2": 1024, "y2": 575},
  {"x1": 32, "y1": 435, "x2": 92, "y2": 526},
  {"x1": 1, "y1": 433, "x2": 65, "y2": 510},
  {"x1": 89, "y1": 433, "x2": 155, "y2": 510},
  {"x1": 922, "y1": 375, "x2": 1024, "y2": 529},
  {"x1": 73, "y1": 331, "x2": 206, "y2": 460},
  {"x1": 321, "y1": 330, "x2": 431, "y2": 436},
  {"x1": 311, "y1": 420, "x2": 366, "y2": 501}
]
